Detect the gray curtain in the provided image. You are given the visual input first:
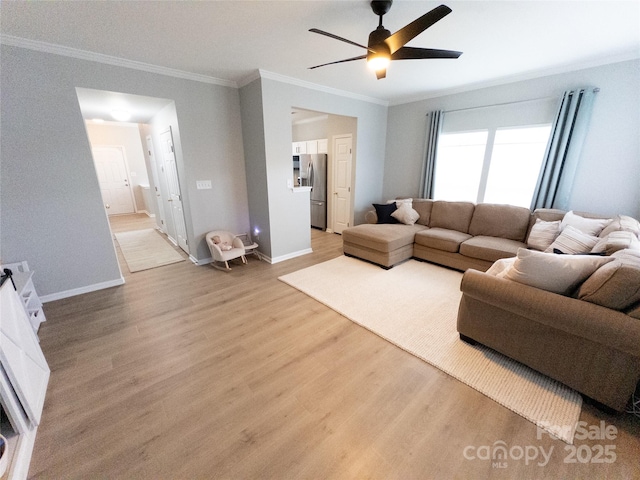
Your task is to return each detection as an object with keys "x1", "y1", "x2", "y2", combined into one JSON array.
[
  {"x1": 419, "y1": 110, "x2": 443, "y2": 199},
  {"x1": 530, "y1": 88, "x2": 598, "y2": 210}
]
